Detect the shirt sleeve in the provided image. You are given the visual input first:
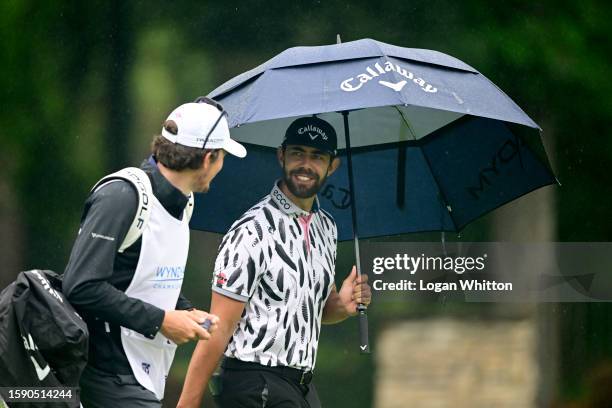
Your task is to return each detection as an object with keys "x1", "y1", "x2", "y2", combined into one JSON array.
[
  {"x1": 211, "y1": 221, "x2": 266, "y2": 302},
  {"x1": 62, "y1": 180, "x2": 165, "y2": 339}
]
